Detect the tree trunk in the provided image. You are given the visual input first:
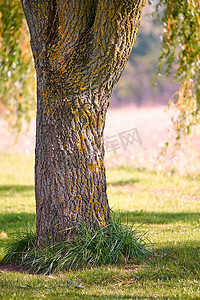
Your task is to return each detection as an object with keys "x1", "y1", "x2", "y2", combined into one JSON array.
[{"x1": 21, "y1": 0, "x2": 146, "y2": 240}]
